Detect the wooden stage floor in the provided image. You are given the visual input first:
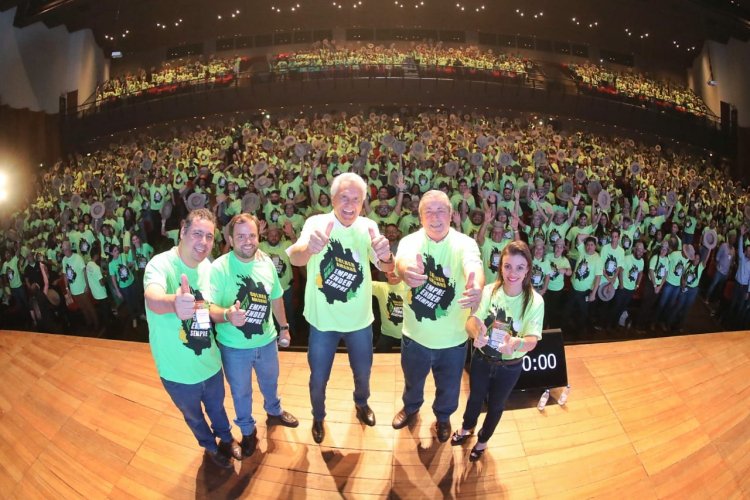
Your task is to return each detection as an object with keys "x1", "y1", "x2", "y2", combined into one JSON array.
[{"x1": 0, "y1": 330, "x2": 748, "y2": 499}]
